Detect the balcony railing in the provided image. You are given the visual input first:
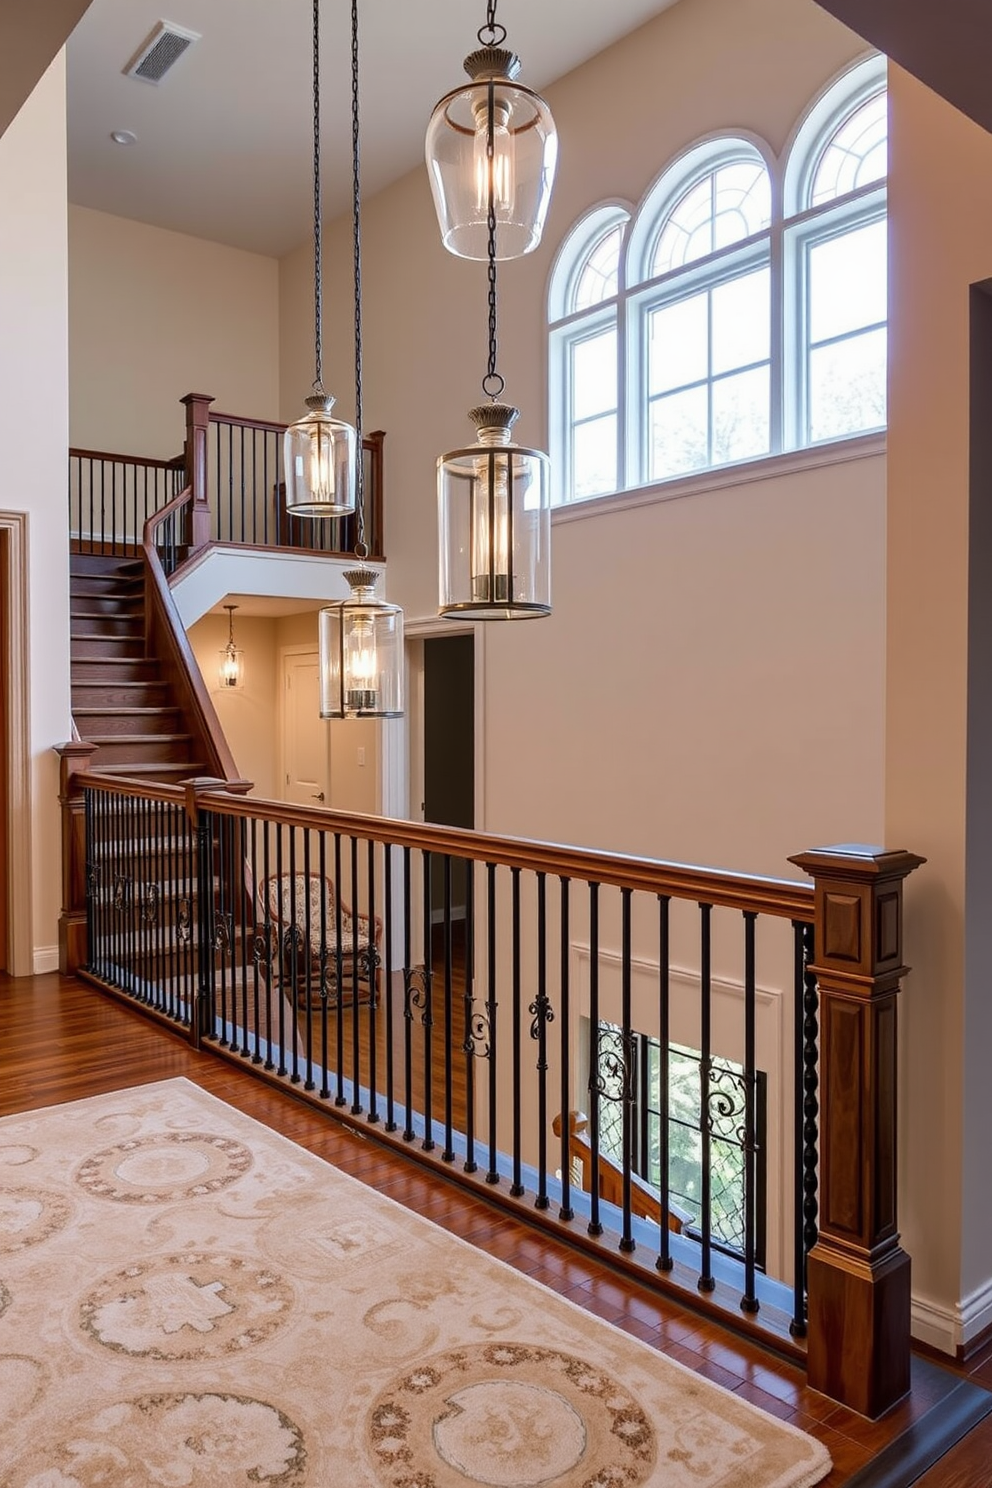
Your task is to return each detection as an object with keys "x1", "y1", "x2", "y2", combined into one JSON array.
[
  {"x1": 55, "y1": 754, "x2": 922, "y2": 1418},
  {"x1": 69, "y1": 392, "x2": 385, "y2": 563}
]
